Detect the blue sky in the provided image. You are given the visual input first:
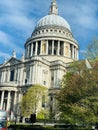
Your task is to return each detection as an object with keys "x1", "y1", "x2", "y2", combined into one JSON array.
[{"x1": 0, "y1": 0, "x2": 98, "y2": 63}]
